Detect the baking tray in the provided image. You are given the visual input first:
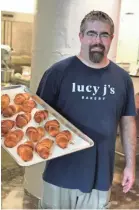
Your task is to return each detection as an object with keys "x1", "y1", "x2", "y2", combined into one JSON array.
[{"x1": 1, "y1": 85, "x2": 94, "y2": 166}]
